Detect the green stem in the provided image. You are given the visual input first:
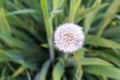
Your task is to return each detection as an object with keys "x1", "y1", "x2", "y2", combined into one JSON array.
[
  {"x1": 41, "y1": 0, "x2": 54, "y2": 62},
  {"x1": 73, "y1": 52, "x2": 83, "y2": 80}
]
